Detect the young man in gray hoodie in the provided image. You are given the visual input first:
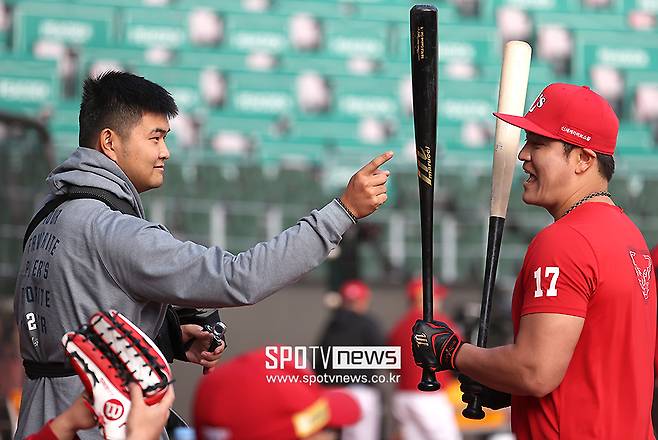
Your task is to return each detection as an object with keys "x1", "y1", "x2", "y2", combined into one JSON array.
[{"x1": 14, "y1": 71, "x2": 393, "y2": 439}]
